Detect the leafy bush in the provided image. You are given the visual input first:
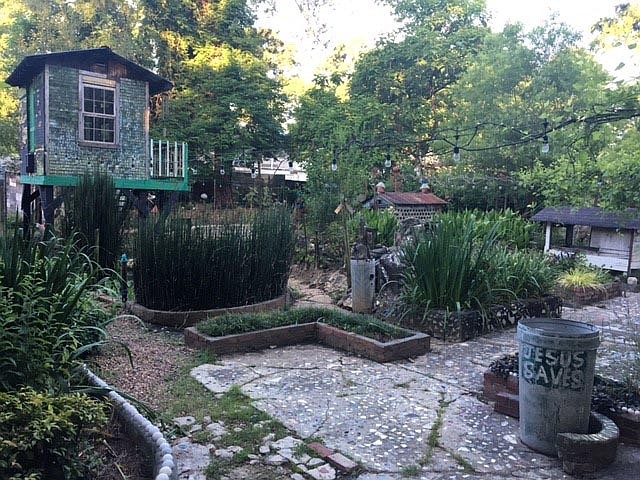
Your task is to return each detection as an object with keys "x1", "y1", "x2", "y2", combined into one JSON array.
[
  {"x1": 400, "y1": 212, "x2": 554, "y2": 315},
  {"x1": 60, "y1": 170, "x2": 130, "y2": 270},
  {"x1": 352, "y1": 209, "x2": 399, "y2": 247},
  {"x1": 0, "y1": 389, "x2": 107, "y2": 479},
  {"x1": 0, "y1": 231, "x2": 111, "y2": 392},
  {"x1": 197, "y1": 307, "x2": 411, "y2": 340},
  {"x1": 557, "y1": 265, "x2": 612, "y2": 288},
  {"x1": 133, "y1": 205, "x2": 294, "y2": 310}
]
